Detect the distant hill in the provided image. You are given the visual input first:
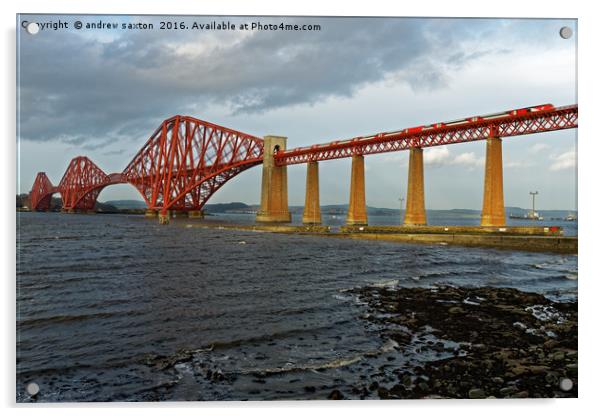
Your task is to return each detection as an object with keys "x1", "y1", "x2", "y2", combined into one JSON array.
[
  {"x1": 102, "y1": 200, "x2": 257, "y2": 213},
  {"x1": 20, "y1": 195, "x2": 577, "y2": 217},
  {"x1": 204, "y1": 202, "x2": 253, "y2": 213},
  {"x1": 103, "y1": 200, "x2": 148, "y2": 209}
]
